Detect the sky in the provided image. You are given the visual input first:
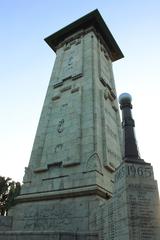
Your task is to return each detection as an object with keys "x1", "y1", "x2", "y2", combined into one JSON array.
[{"x1": 0, "y1": 1, "x2": 160, "y2": 190}]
